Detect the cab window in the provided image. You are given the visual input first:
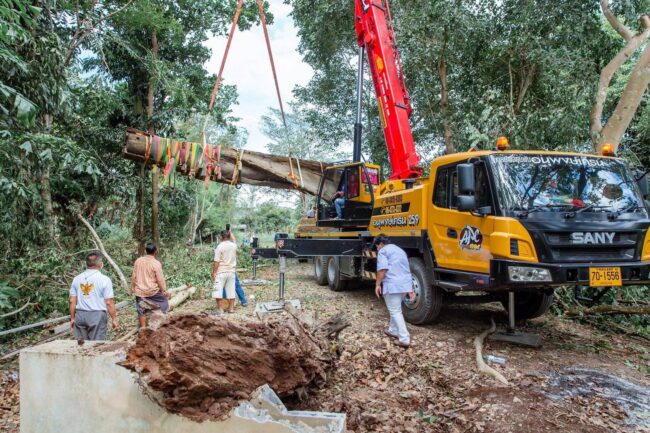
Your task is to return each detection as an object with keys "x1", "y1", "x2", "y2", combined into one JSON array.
[
  {"x1": 347, "y1": 168, "x2": 360, "y2": 198},
  {"x1": 450, "y1": 164, "x2": 492, "y2": 209},
  {"x1": 475, "y1": 166, "x2": 492, "y2": 208},
  {"x1": 362, "y1": 167, "x2": 380, "y2": 185},
  {"x1": 433, "y1": 168, "x2": 449, "y2": 207}
]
